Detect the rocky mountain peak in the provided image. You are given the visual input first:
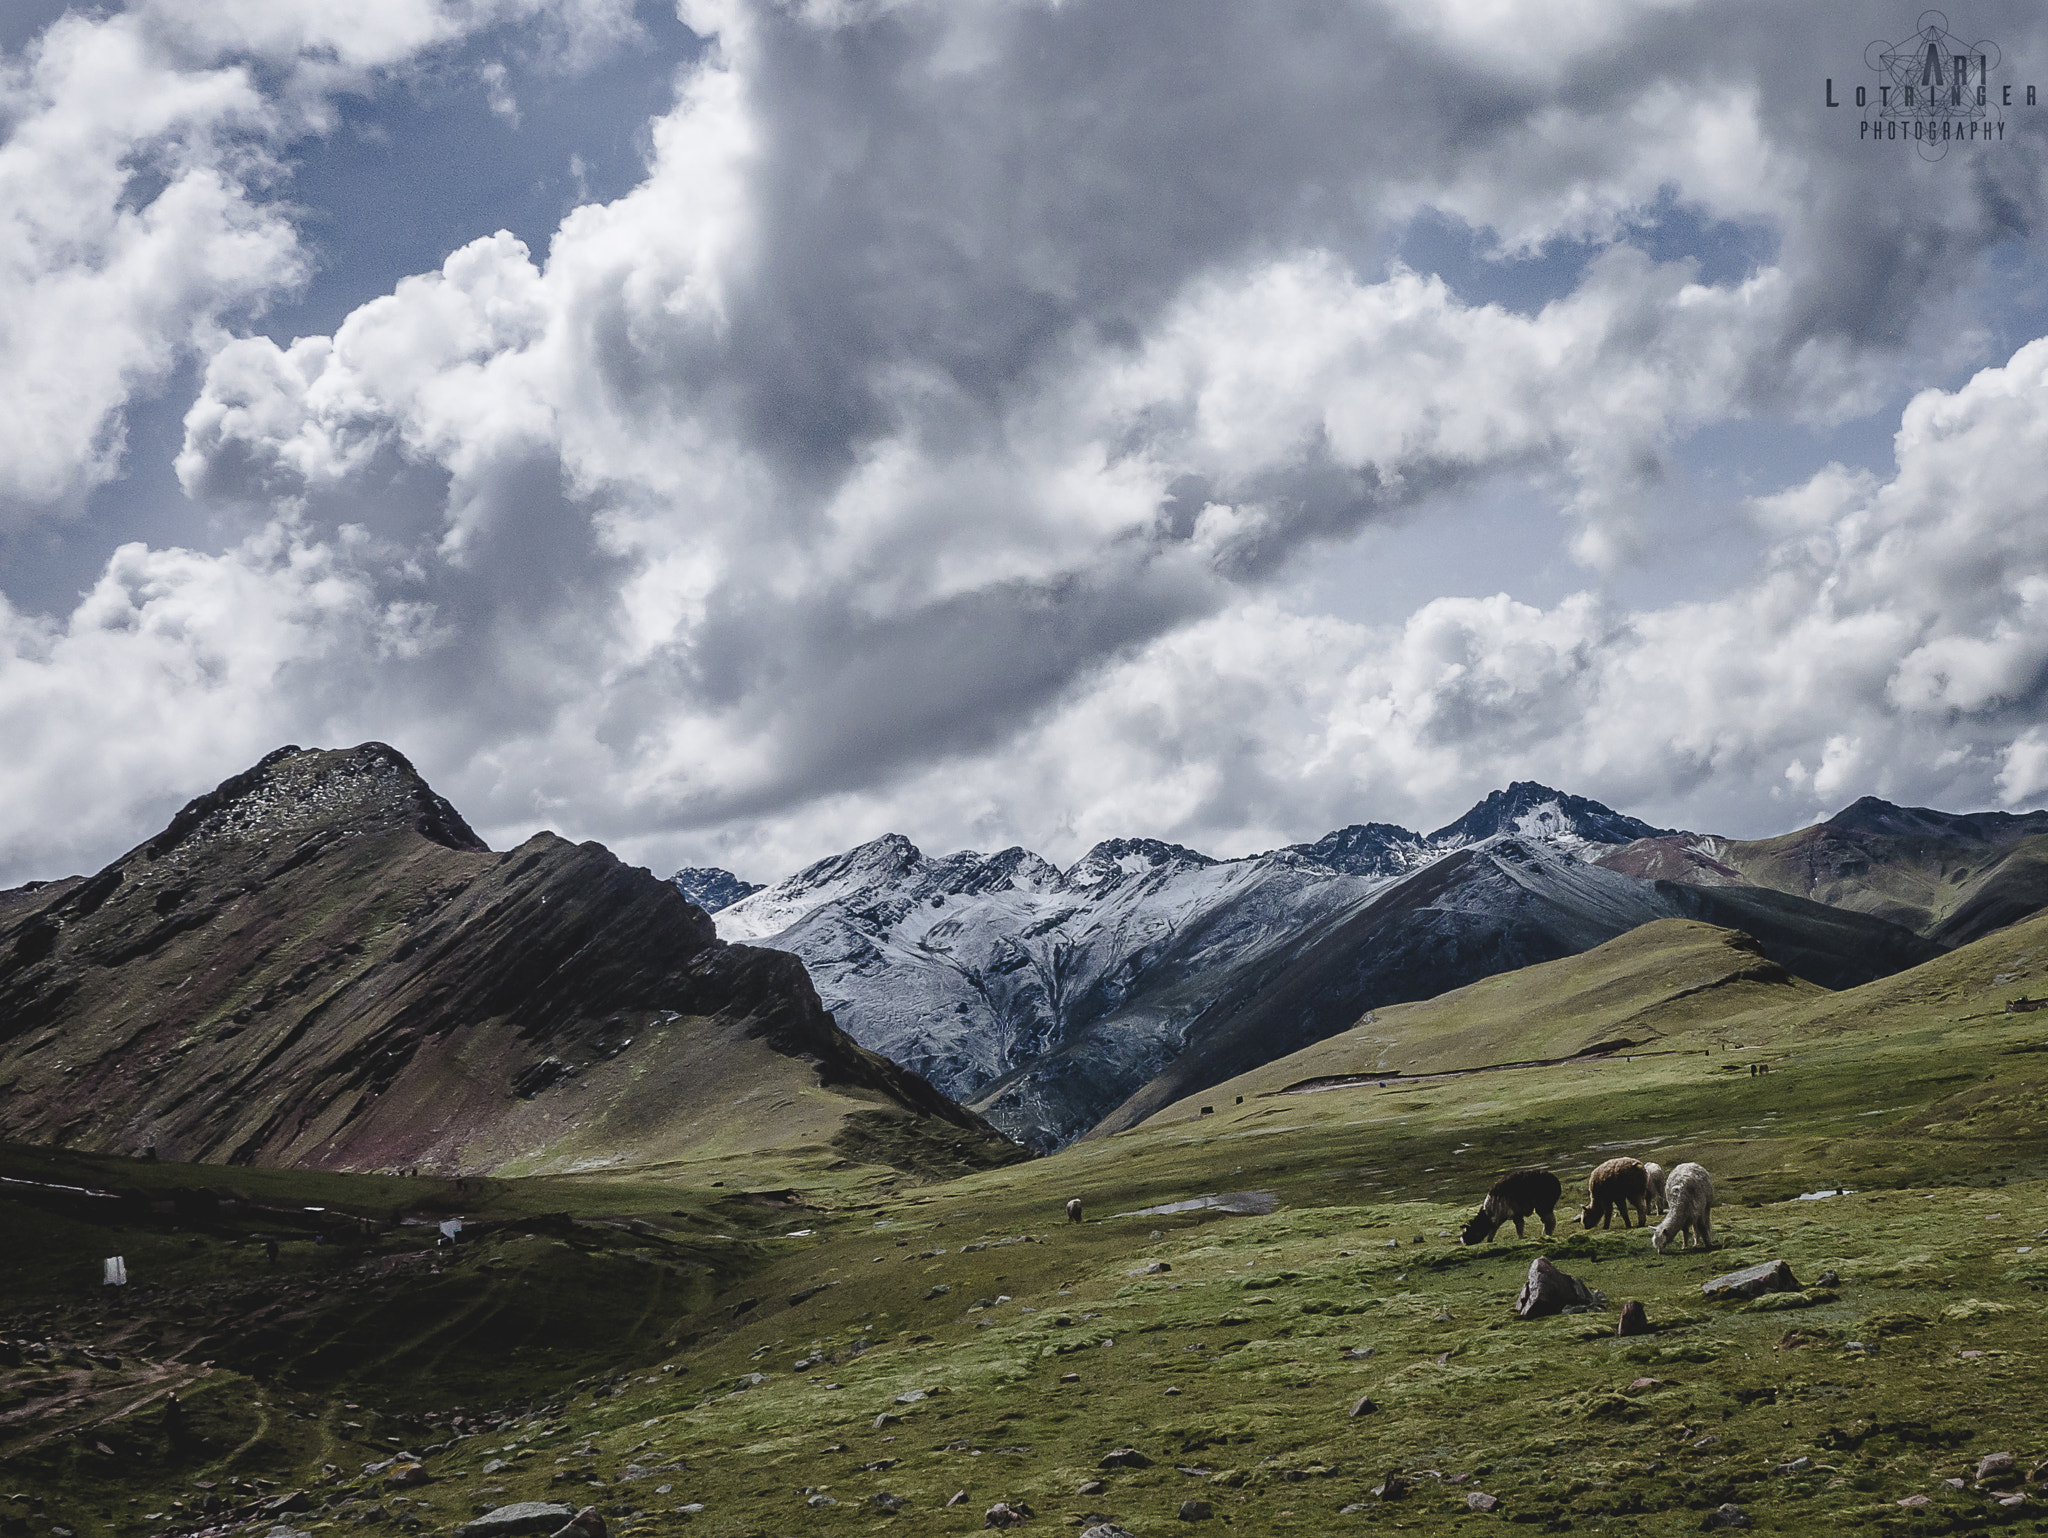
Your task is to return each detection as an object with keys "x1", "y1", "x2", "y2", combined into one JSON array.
[
  {"x1": 1427, "y1": 781, "x2": 1671, "y2": 849},
  {"x1": 143, "y1": 742, "x2": 485, "y2": 864},
  {"x1": 1062, "y1": 836, "x2": 1217, "y2": 890},
  {"x1": 670, "y1": 866, "x2": 764, "y2": 914},
  {"x1": 1286, "y1": 821, "x2": 1427, "y2": 876}
]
